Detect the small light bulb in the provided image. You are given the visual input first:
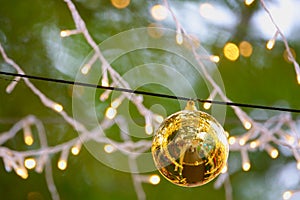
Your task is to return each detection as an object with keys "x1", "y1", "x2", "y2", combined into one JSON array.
[
  {"x1": 224, "y1": 131, "x2": 229, "y2": 138},
  {"x1": 245, "y1": 0, "x2": 255, "y2": 6},
  {"x1": 243, "y1": 121, "x2": 252, "y2": 130},
  {"x1": 203, "y1": 102, "x2": 212, "y2": 110},
  {"x1": 239, "y1": 138, "x2": 246, "y2": 146},
  {"x1": 104, "y1": 144, "x2": 115, "y2": 153},
  {"x1": 283, "y1": 191, "x2": 293, "y2": 200},
  {"x1": 58, "y1": 160, "x2": 67, "y2": 170},
  {"x1": 228, "y1": 136, "x2": 236, "y2": 145},
  {"x1": 145, "y1": 124, "x2": 153, "y2": 135},
  {"x1": 24, "y1": 158, "x2": 36, "y2": 169},
  {"x1": 250, "y1": 141, "x2": 258, "y2": 149},
  {"x1": 176, "y1": 32, "x2": 183, "y2": 45},
  {"x1": 23, "y1": 125, "x2": 33, "y2": 146},
  {"x1": 286, "y1": 135, "x2": 295, "y2": 145},
  {"x1": 60, "y1": 30, "x2": 70, "y2": 37},
  {"x1": 149, "y1": 174, "x2": 160, "y2": 185},
  {"x1": 53, "y1": 103, "x2": 63, "y2": 112},
  {"x1": 24, "y1": 136, "x2": 34, "y2": 146},
  {"x1": 100, "y1": 92, "x2": 110, "y2": 101},
  {"x1": 270, "y1": 148, "x2": 279, "y2": 159},
  {"x1": 242, "y1": 162, "x2": 251, "y2": 171},
  {"x1": 297, "y1": 161, "x2": 300, "y2": 170},
  {"x1": 297, "y1": 74, "x2": 300, "y2": 85},
  {"x1": 71, "y1": 146, "x2": 80, "y2": 156},
  {"x1": 101, "y1": 78, "x2": 109, "y2": 87},
  {"x1": 105, "y1": 107, "x2": 117, "y2": 119},
  {"x1": 209, "y1": 55, "x2": 220, "y2": 63},
  {"x1": 16, "y1": 168, "x2": 28, "y2": 179},
  {"x1": 154, "y1": 115, "x2": 164, "y2": 123},
  {"x1": 81, "y1": 64, "x2": 91, "y2": 75},
  {"x1": 266, "y1": 39, "x2": 275, "y2": 50}
]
